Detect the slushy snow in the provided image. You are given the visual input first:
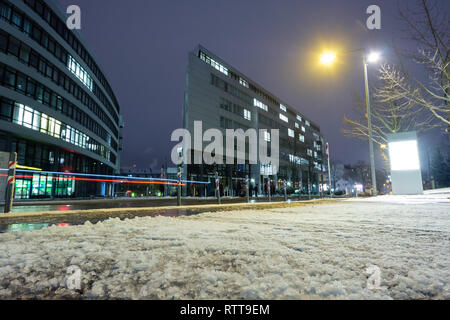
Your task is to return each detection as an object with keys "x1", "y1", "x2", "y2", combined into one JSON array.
[{"x1": 0, "y1": 194, "x2": 449, "y2": 300}]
